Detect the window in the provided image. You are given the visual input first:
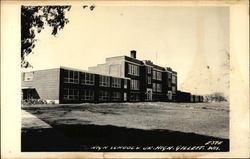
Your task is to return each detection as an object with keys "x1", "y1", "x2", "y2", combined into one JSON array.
[
  {"x1": 153, "y1": 70, "x2": 156, "y2": 79},
  {"x1": 167, "y1": 73, "x2": 172, "y2": 87},
  {"x1": 111, "y1": 78, "x2": 121, "y2": 88},
  {"x1": 24, "y1": 72, "x2": 34, "y2": 81},
  {"x1": 157, "y1": 72, "x2": 162, "y2": 80},
  {"x1": 81, "y1": 73, "x2": 95, "y2": 85},
  {"x1": 168, "y1": 73, "x2": 172, "y2": 79},
  {"x1": 130, "y1": 92, "x2": 140, "y2": 101},
  {"x1": 152, "y1": 83, "x2": 156, "y2": 92},
  {"x1": 147, "y1": 76, "x2": 151, "y2": 84},
  {"x1": 128, "y1": 64, "x2": 139, "y2": 76},
  {"x1": 124, "y1": 80, "x2": 127, "y2": 89},
  {"x1": 111, "y1": 91, "x2": 121, "y2": 101},
  {"x1": 147, "y1": 67, "x2": 152, "y2": 74},
  {"x1": 124, "y1": 92, "x2": 127, "y2": 101},
  {"x1": 168, "y1": 81, "x2": 171, "y2": 87},
  {"x1": 63, "y1": 88, "x2": 79, "y2": 100},
  {"x1": 172, "y1": 86, "x2": 176, "y2": 94},
  {"x1": 64, "y1": 70, "x2": 79, "y2": 84},
  {"x1": 130, "y1": 79, "x2": 139, "y2": 90},
  {"x1": 99, "y1": 90, "x2": 109, "y2": 101},
  {"x1": 172, "y1": 75, "x2": 176, "y2": 84},
  {"x1": 157, "y1": 84, "x2": 162, "y2": 92},
  {"x1": 81, "y1": 89, "x2": 94, "y2": 101},
  {"x1": 99, "y1": 75, "x2": 110, "y2": 87}
]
